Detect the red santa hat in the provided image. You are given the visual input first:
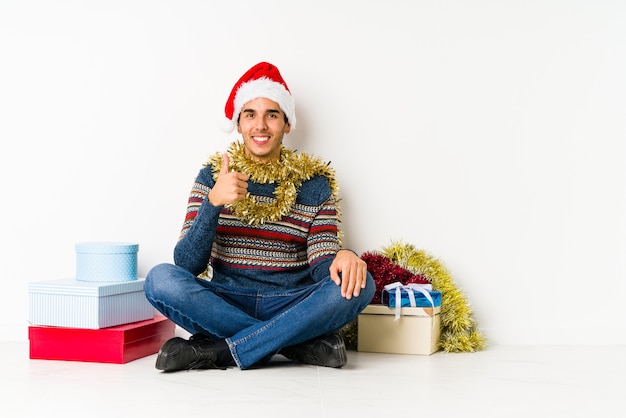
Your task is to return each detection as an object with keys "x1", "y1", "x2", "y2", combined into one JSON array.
[{"x1": 220, "y1": 62, "x2": 296, "y2": 133}]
